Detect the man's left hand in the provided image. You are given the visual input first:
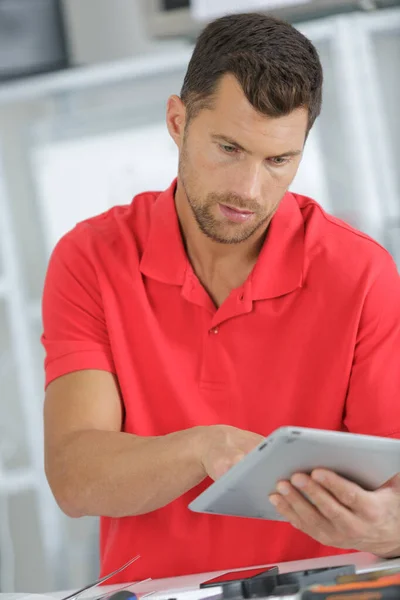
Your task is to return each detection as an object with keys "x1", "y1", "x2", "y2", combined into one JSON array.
[{"x1": 269, "y1": 470, "x2": 400, "y2": 558}]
